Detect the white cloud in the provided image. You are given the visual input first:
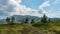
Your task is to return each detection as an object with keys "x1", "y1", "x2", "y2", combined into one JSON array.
[
  {"x1": 0, "y1": 0, "x2": 43, "y2": 19},
  {"x1": 7, "y1": 0, "x2": 45, "y2": 17},
  {"x1": 1, "y1": 0, "x2": 59, "y2": 19},
  {"x1": 46, "y1": 12, "x2": 60, "y2": 18}
]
